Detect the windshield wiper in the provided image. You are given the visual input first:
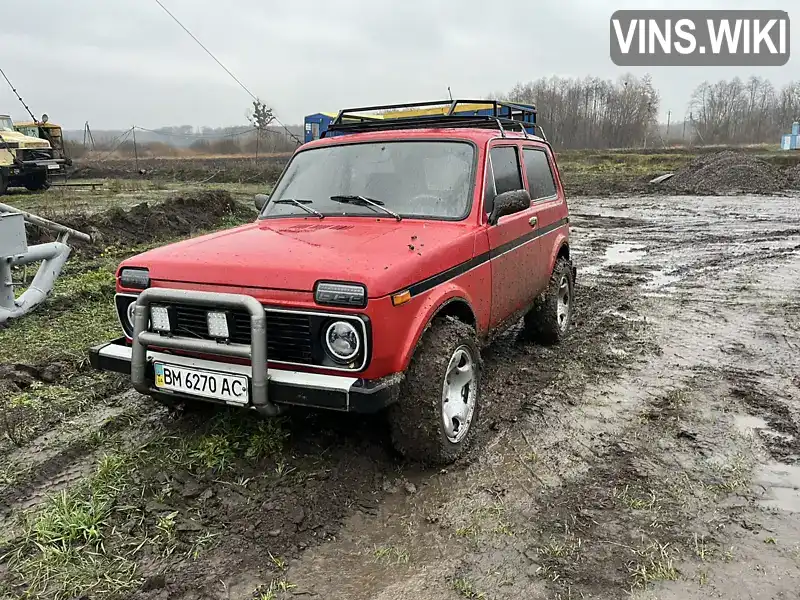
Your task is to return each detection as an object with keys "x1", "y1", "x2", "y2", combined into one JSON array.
[
  {"x1": 273, "y1": 198, "x2": 324, "y2": 219},
  {"x1": 329, "y1": 195, "x2": 402, "y2": 221}
]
